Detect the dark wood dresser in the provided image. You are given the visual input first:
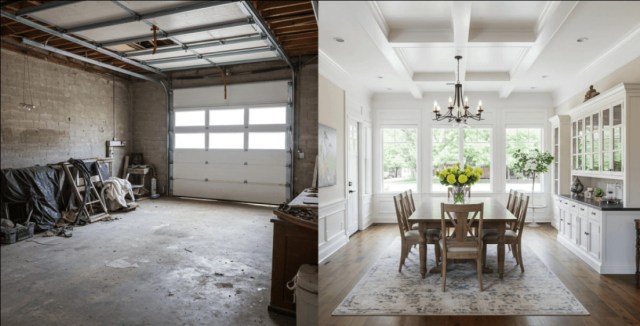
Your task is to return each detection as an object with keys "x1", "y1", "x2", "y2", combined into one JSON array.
[{"x1": 268, "y1": 190, "x2": 318, "y2": 315}]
